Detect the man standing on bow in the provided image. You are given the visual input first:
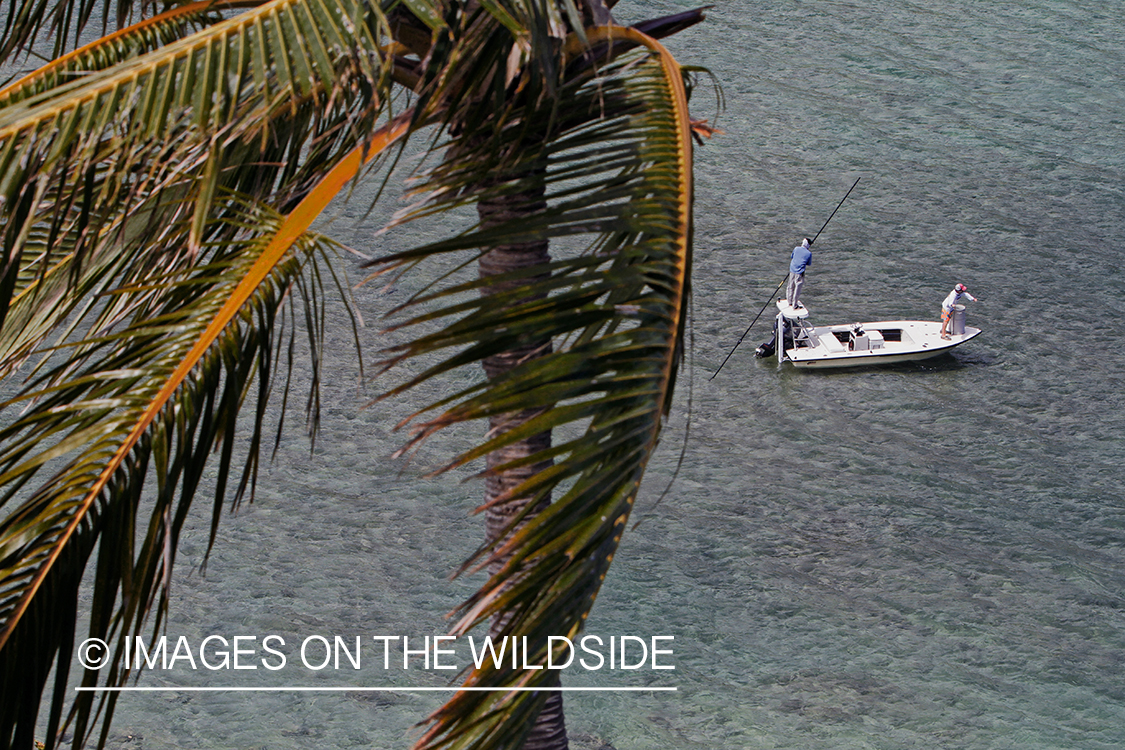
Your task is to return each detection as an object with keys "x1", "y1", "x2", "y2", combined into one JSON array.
[
  {"x1": 786, "y1": 237, "x2": 813, "y2": 308},
  {"x1": 940, "y1": 282, "x2": 978, "y2": 339}
]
